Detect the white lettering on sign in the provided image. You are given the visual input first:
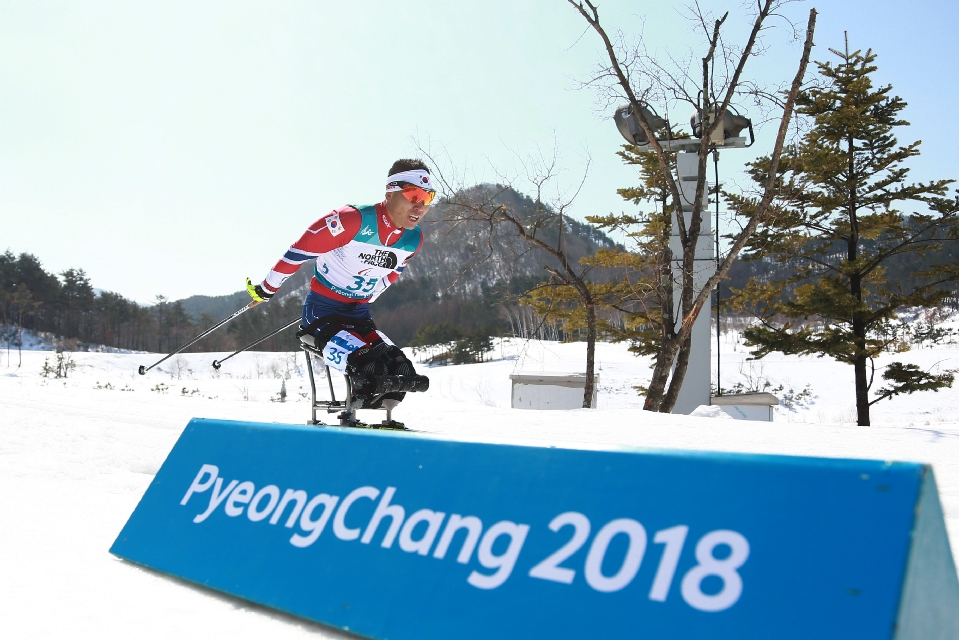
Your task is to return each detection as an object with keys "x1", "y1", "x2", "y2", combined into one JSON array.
[
  {"x1": 584, "y1": 518, "x2": 648, "y2": 592},
  {"x1": 361, "y1": 486, "x2": 404, "y2": 547},
  {"x1": 179, "y1": 464, "x2": 750, "y2": 610},
  {"x1": 225, "y1": 482, "x2": 255, "y2": 517},
  {"x1": 247, "y1": 486, "x2": 281, "y2": 523},
  {"x1": 468, "y1": 521, "x2": 530, "y2": 589},
  {"x1": 181, "y1": 464, "x2": 218, "y2": 505},
  {"x1": 680, "y1": 530, "x2": 750, "y2": 611},
  {"x1": 399, "y1": 509, "x2": 446, "y2": 555},
  {"x1": 528, "y1": 512, "x2": 590, "y2": 584},
  {"x1": 433, "y1": 514, "x2": 482, "y2": 563},
  {"x1": 649, "y1": 525, "x2": 689, "y2": 601},
  {"x1": 334, "y1": 486, "x2": 379, "y2": 541},
  {"x1": 291, "y1": 493, "x2": 340, "y2": 548}
]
